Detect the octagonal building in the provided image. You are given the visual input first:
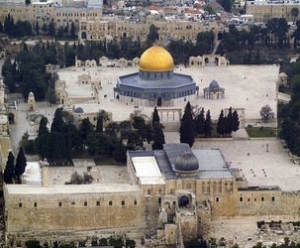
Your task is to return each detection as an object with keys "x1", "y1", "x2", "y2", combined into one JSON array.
[{"x1": 115, "y1": 46, "x2": 198, "y2": 107}]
